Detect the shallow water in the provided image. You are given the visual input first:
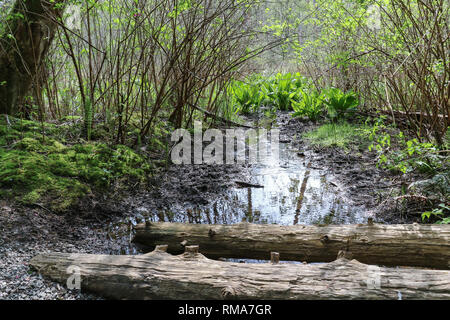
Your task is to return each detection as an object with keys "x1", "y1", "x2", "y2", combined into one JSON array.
[
  {"x1": 155, "y1": 139, "x2": 368, "y2": 226},
  {"x1": 108, "y1": 125, "x2": 369, "y2": 255}
]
